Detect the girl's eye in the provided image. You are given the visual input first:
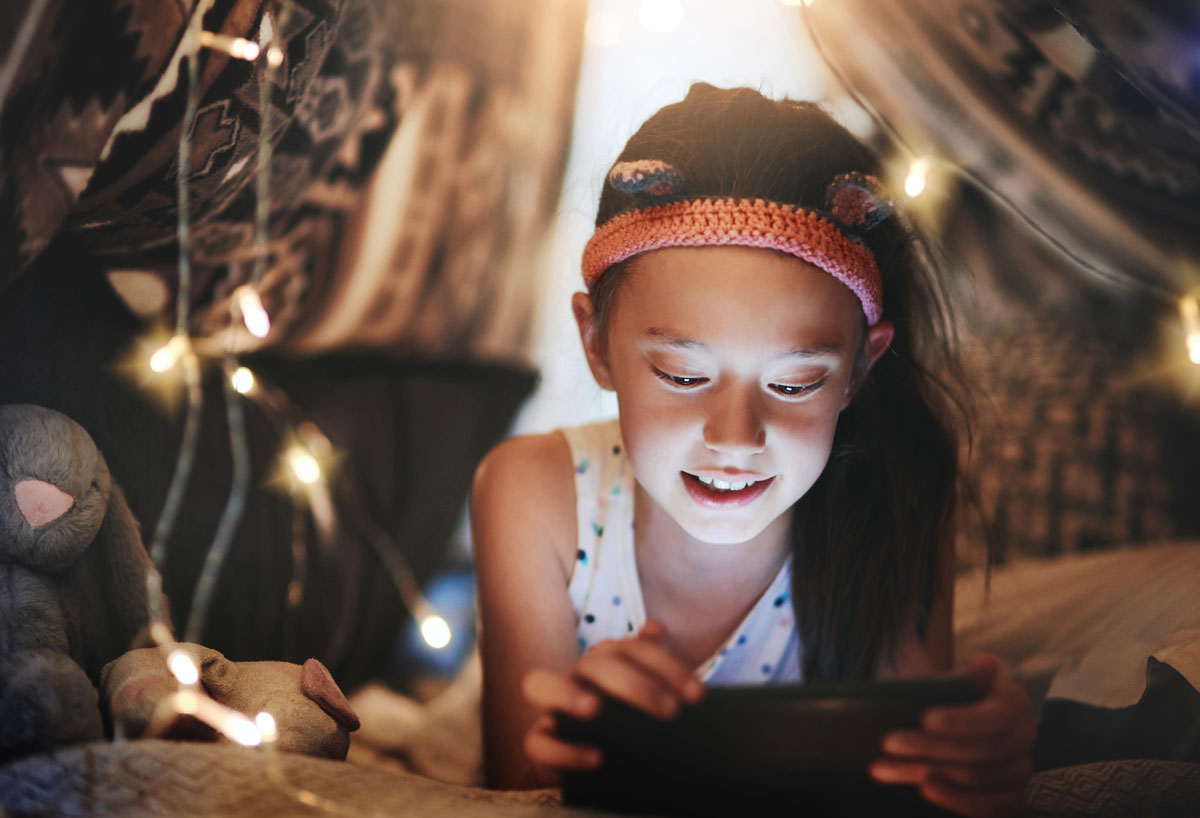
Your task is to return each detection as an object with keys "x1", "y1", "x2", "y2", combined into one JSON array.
[
  {"x1": 651, "y1": 366, "x2": 708, "y2": 388},
  {"x1": 769, "y1": 378, "x2": 825, "y2": 397}
]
